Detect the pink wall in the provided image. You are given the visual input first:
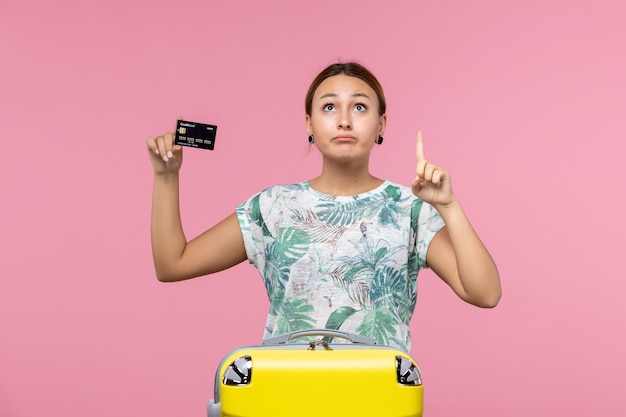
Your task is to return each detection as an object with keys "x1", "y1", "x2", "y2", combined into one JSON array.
[{"x1": 2, "y1": 1, "x2": 625, "y2": 416}]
